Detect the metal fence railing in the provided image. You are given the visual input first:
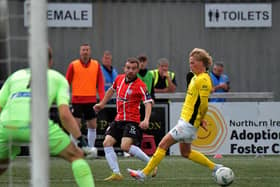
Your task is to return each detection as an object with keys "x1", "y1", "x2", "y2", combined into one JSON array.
[{"x1": 155, "y1": 92, "x2": 274, "y2": 102}]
